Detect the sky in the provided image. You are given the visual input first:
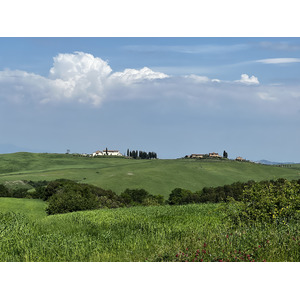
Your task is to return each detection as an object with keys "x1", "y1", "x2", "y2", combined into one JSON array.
[{"x1": 0, "y1": 37, "x2": 300, "y2": 162}]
